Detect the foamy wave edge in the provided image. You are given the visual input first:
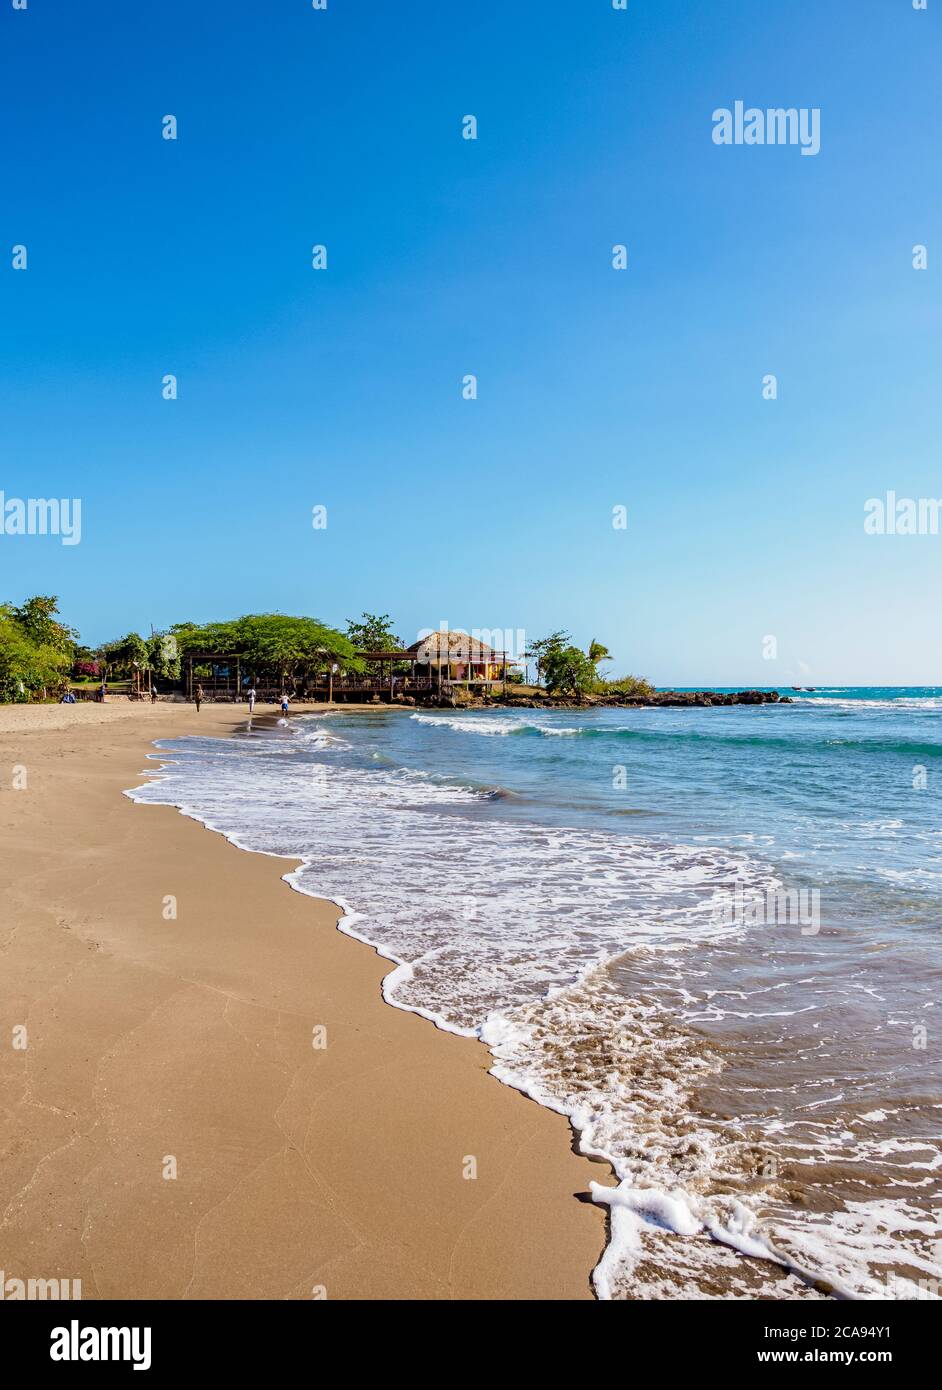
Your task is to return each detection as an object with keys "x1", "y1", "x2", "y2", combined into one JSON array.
[
  {"x1": 125, "y1": 738, "x2": 798, "y2": 1300},
  {"x1": 127, "y1": 733, "x2": 917, "y2": 1302}
]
